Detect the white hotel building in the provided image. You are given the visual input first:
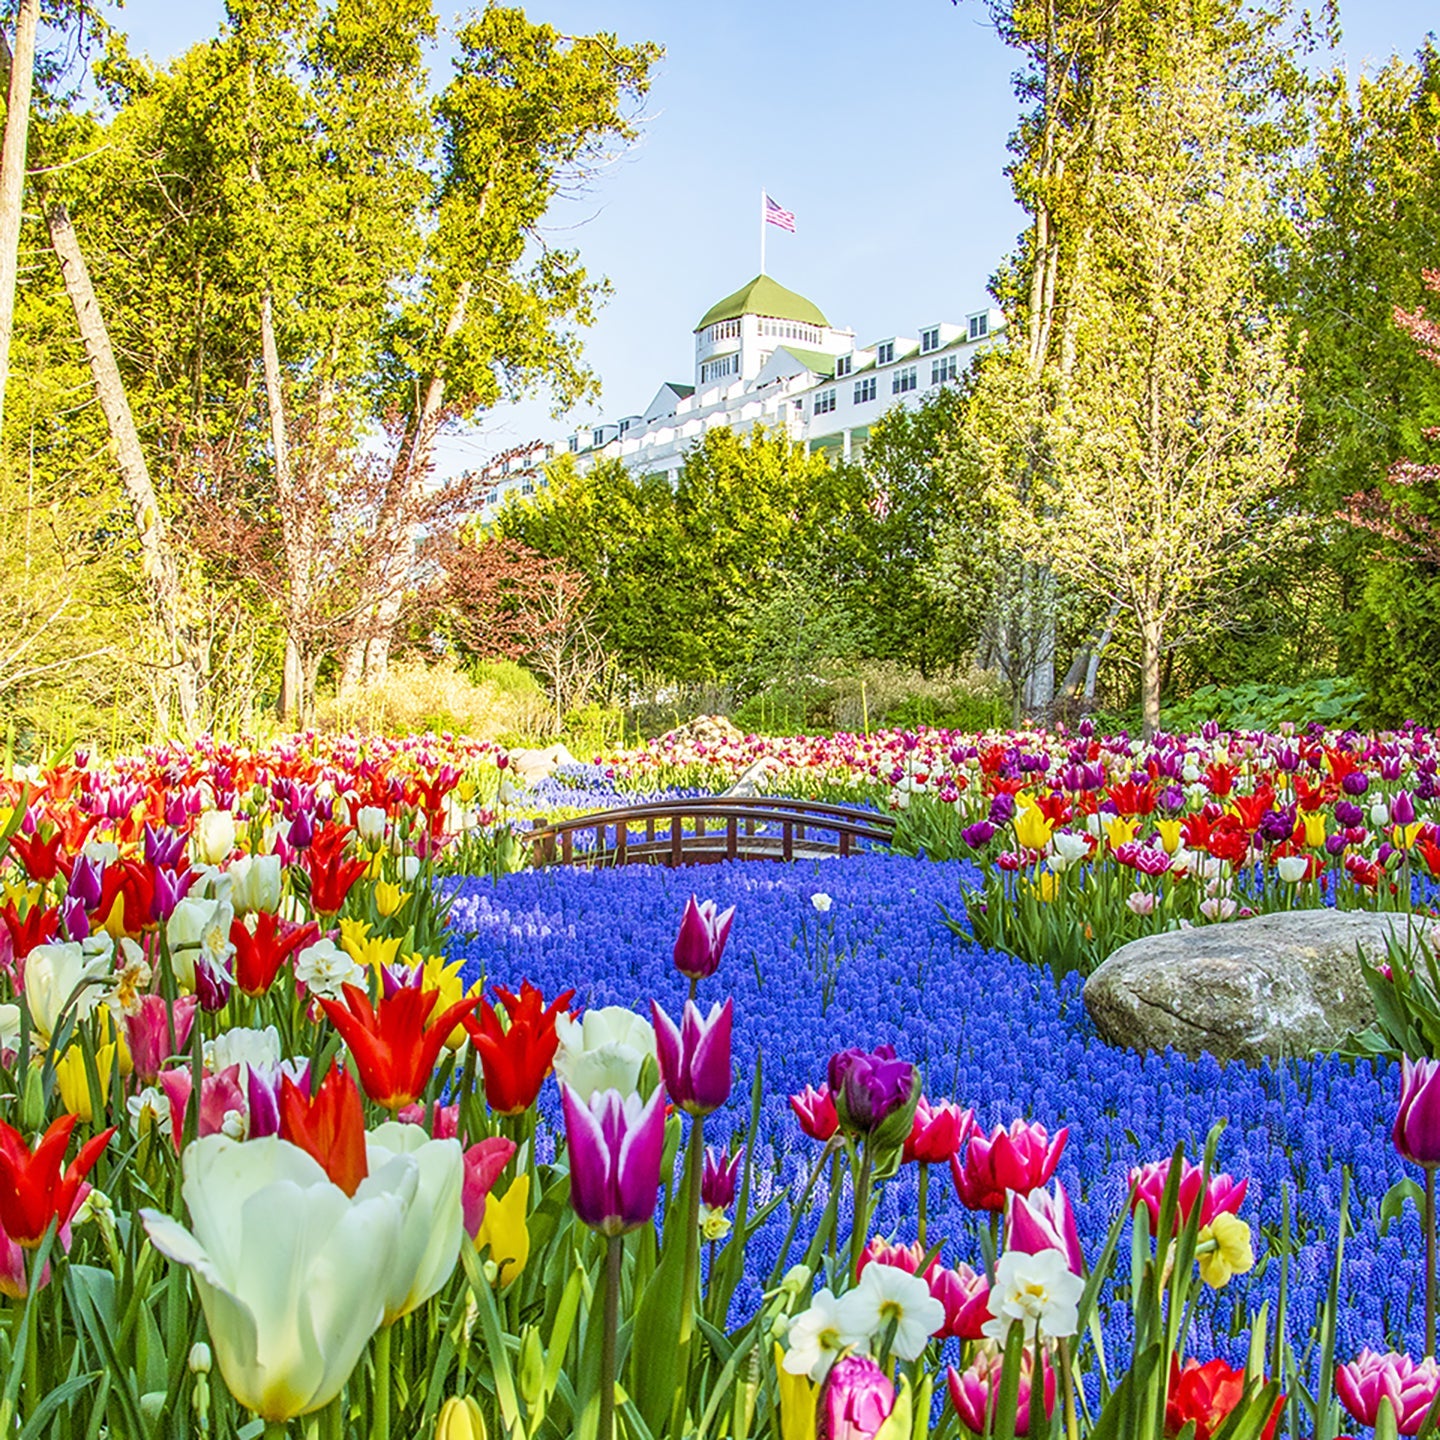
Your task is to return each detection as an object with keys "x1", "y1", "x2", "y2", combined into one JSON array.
[{"x1": 480, "y1": 274, "x2": 1004, "y2": 515}]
